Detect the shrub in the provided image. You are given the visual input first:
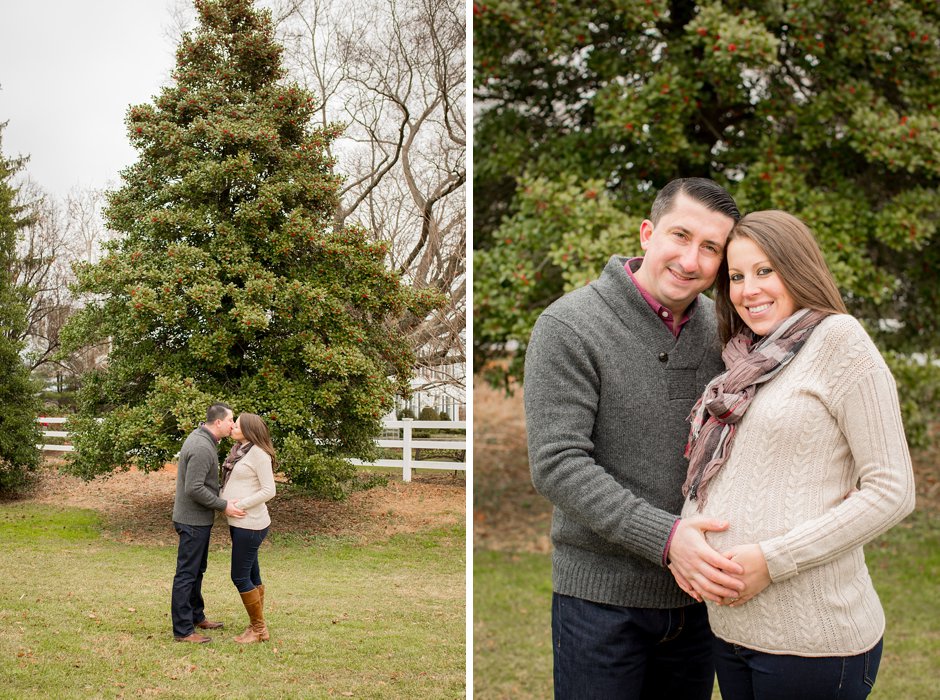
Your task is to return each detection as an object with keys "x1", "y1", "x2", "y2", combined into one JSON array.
[{"x1": 419, "y1": 406, "x2": 441, "y2": 421}]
